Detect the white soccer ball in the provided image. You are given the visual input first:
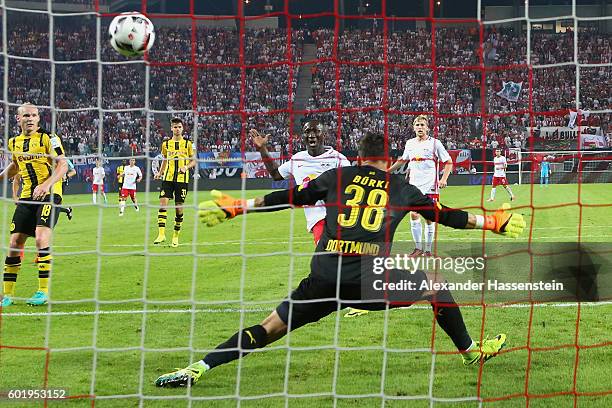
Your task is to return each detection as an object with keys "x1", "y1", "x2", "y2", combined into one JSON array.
[{"x1": 109, "y1": 12, "x2": 155, "y2": 57}]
